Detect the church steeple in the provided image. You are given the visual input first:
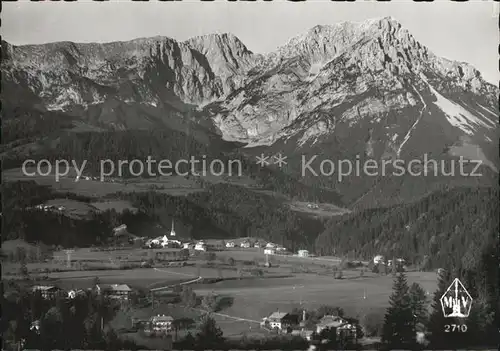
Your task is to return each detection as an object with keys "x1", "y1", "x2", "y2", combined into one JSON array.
[{"x1": 170, "y1": 219, "x2": 176, "y2": 237}]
